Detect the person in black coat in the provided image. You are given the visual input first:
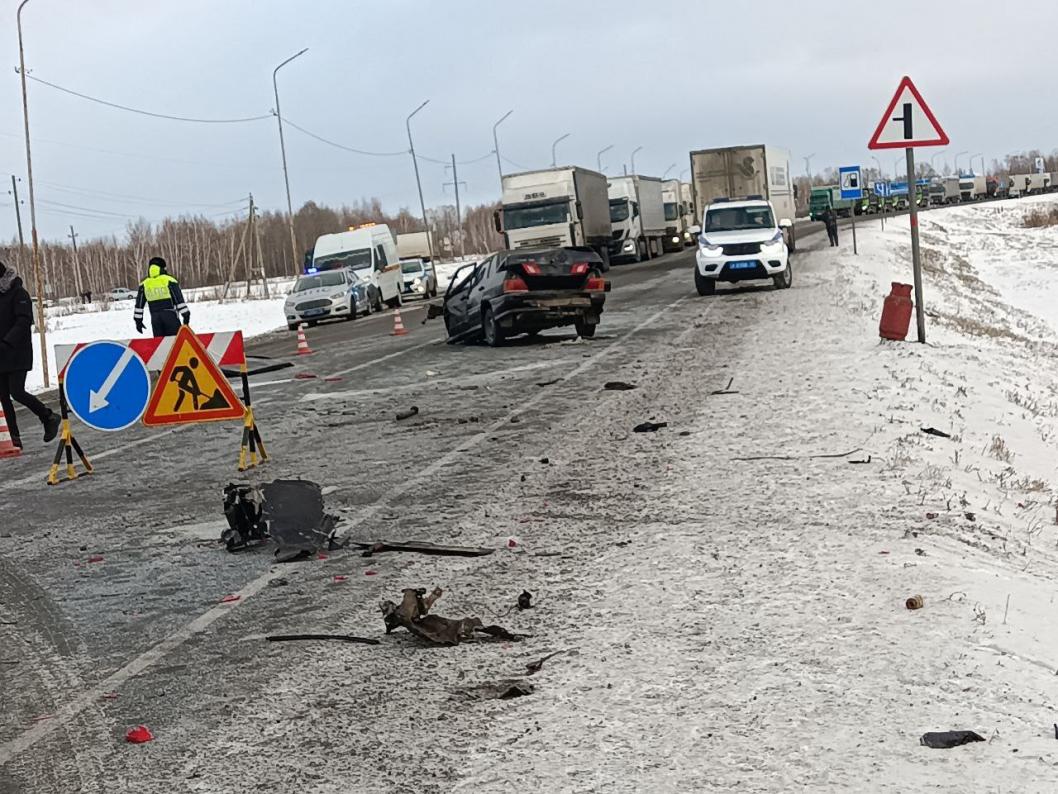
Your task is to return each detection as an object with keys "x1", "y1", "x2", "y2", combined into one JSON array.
[
  {"x1": 0, "y1": 260, "x2": 60, "y2": 448},
  {"x1": 821, "y1": 208, "x2": 840, "y2": 247}
]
